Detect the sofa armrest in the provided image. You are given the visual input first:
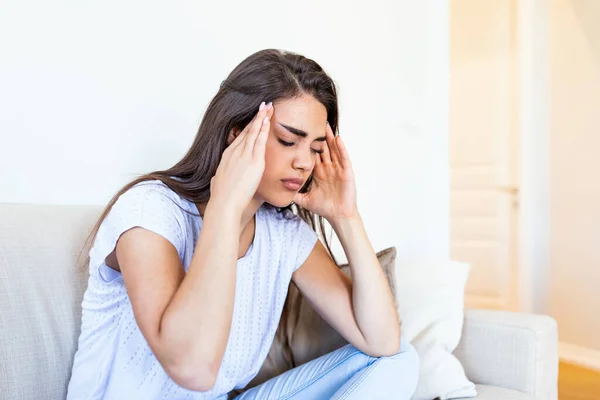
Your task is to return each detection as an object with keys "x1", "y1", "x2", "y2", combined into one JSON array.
[{"x1": 453, "y1": 309, "x2": 558, "y2": 399}]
